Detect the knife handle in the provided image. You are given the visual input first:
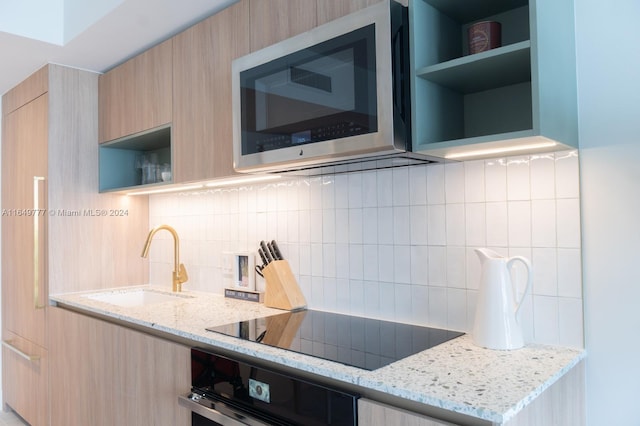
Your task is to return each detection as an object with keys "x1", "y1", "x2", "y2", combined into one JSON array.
[
  {"x1": 266, "y1": 242, "x2": 278, "y2": 261},
  {"x1": 258, "y1": 247, "x2": 269, "y2": 266},
  {"x1": 260, "y1": 241, "x2": 273, "y2": 263},
  {"x1": 271, "y1": 240, "x2": 284, "y2": 260}
]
